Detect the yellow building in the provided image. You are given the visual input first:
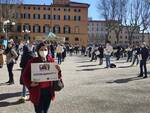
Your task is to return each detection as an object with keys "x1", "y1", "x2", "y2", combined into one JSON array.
[{"x1": 11, "y1": 0, "x2": 89, "y2": 46}]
